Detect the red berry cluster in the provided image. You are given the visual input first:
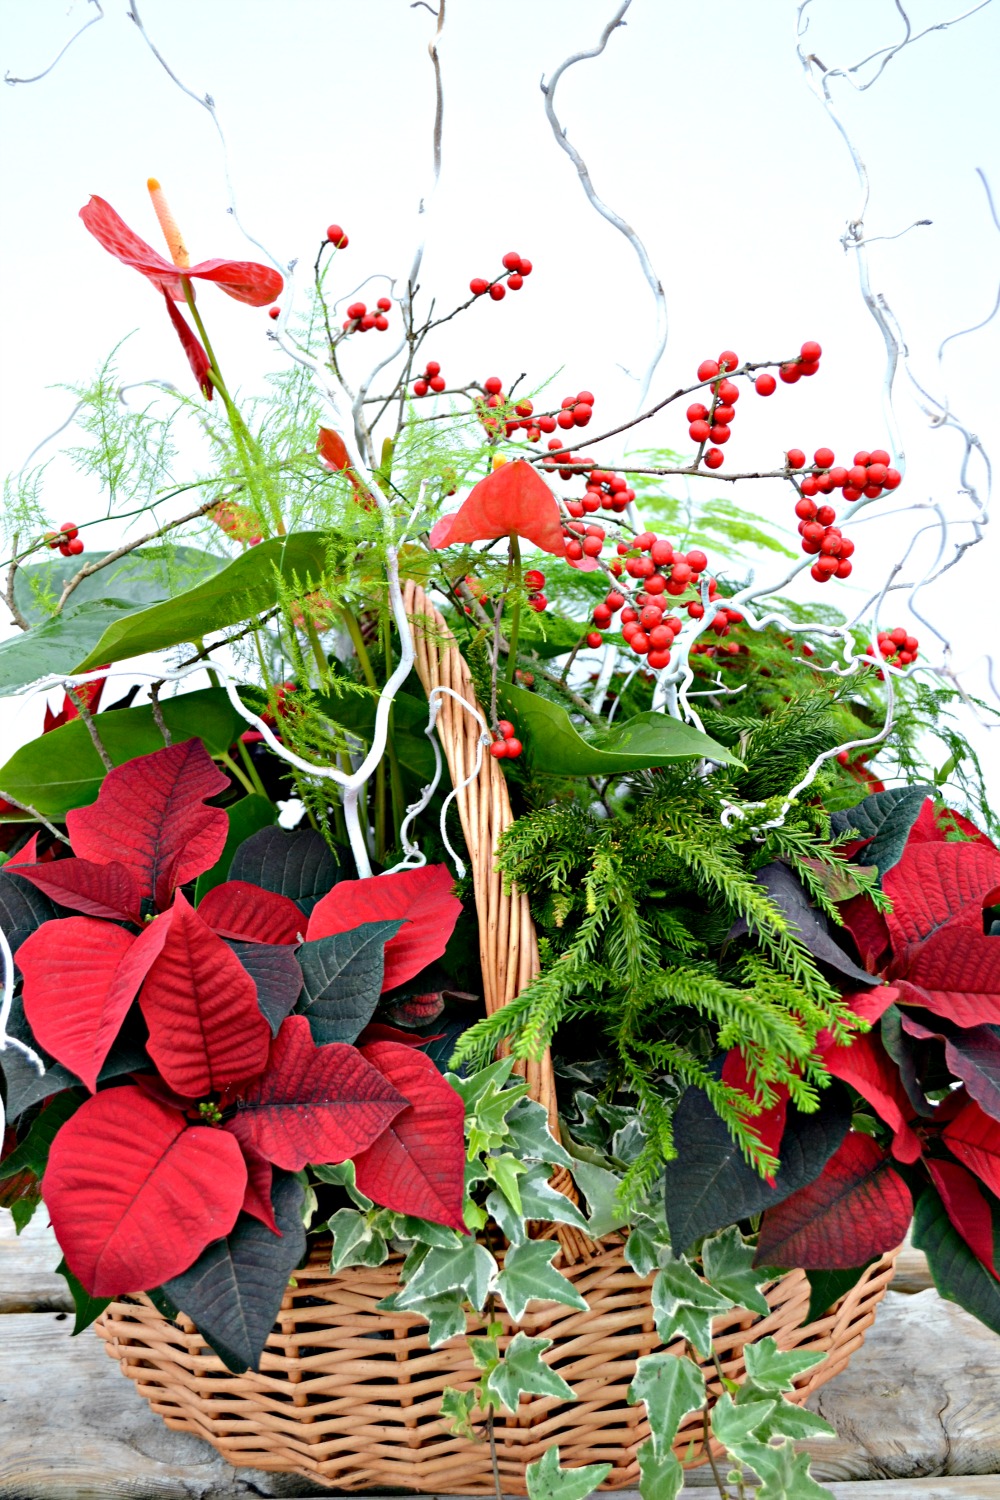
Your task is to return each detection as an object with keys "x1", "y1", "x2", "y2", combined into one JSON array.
[
  {"x1": 342, "y1": 296, "x2": 392, "y2": 333},
  {"x1": 690, "y1": 351, "x2": 741, "y2": 470},
  {"x1": 489, "y1": 718, "x2": 523, "y2": 759},
  {"x1": 875, "y1": 627, "x2": 919, "y2": 668},
  {"x1": 787, "y1": 446, "x2": 901, "y2": 584},
  {"x1": 470, "y1": 251, "x2": 532, "y2": 303},
  {"x1": 326, "y1": 224, "x2": 349, "y2": 249},
  {"x1": 45, "y1": 522, "x2": 83, "y2": 558},
  {"x1": 413, "y1": 360, "x2": 446, "y2": 396},
  {"x1": 523, "y1": 567, "x2": 547, "y2": 613},
  {"x1": 778, "y1": 339, "x2": 823, "y2": 385},
  {"x1": 565, "y1": 468, "x2": 635, "y2": 516}
]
